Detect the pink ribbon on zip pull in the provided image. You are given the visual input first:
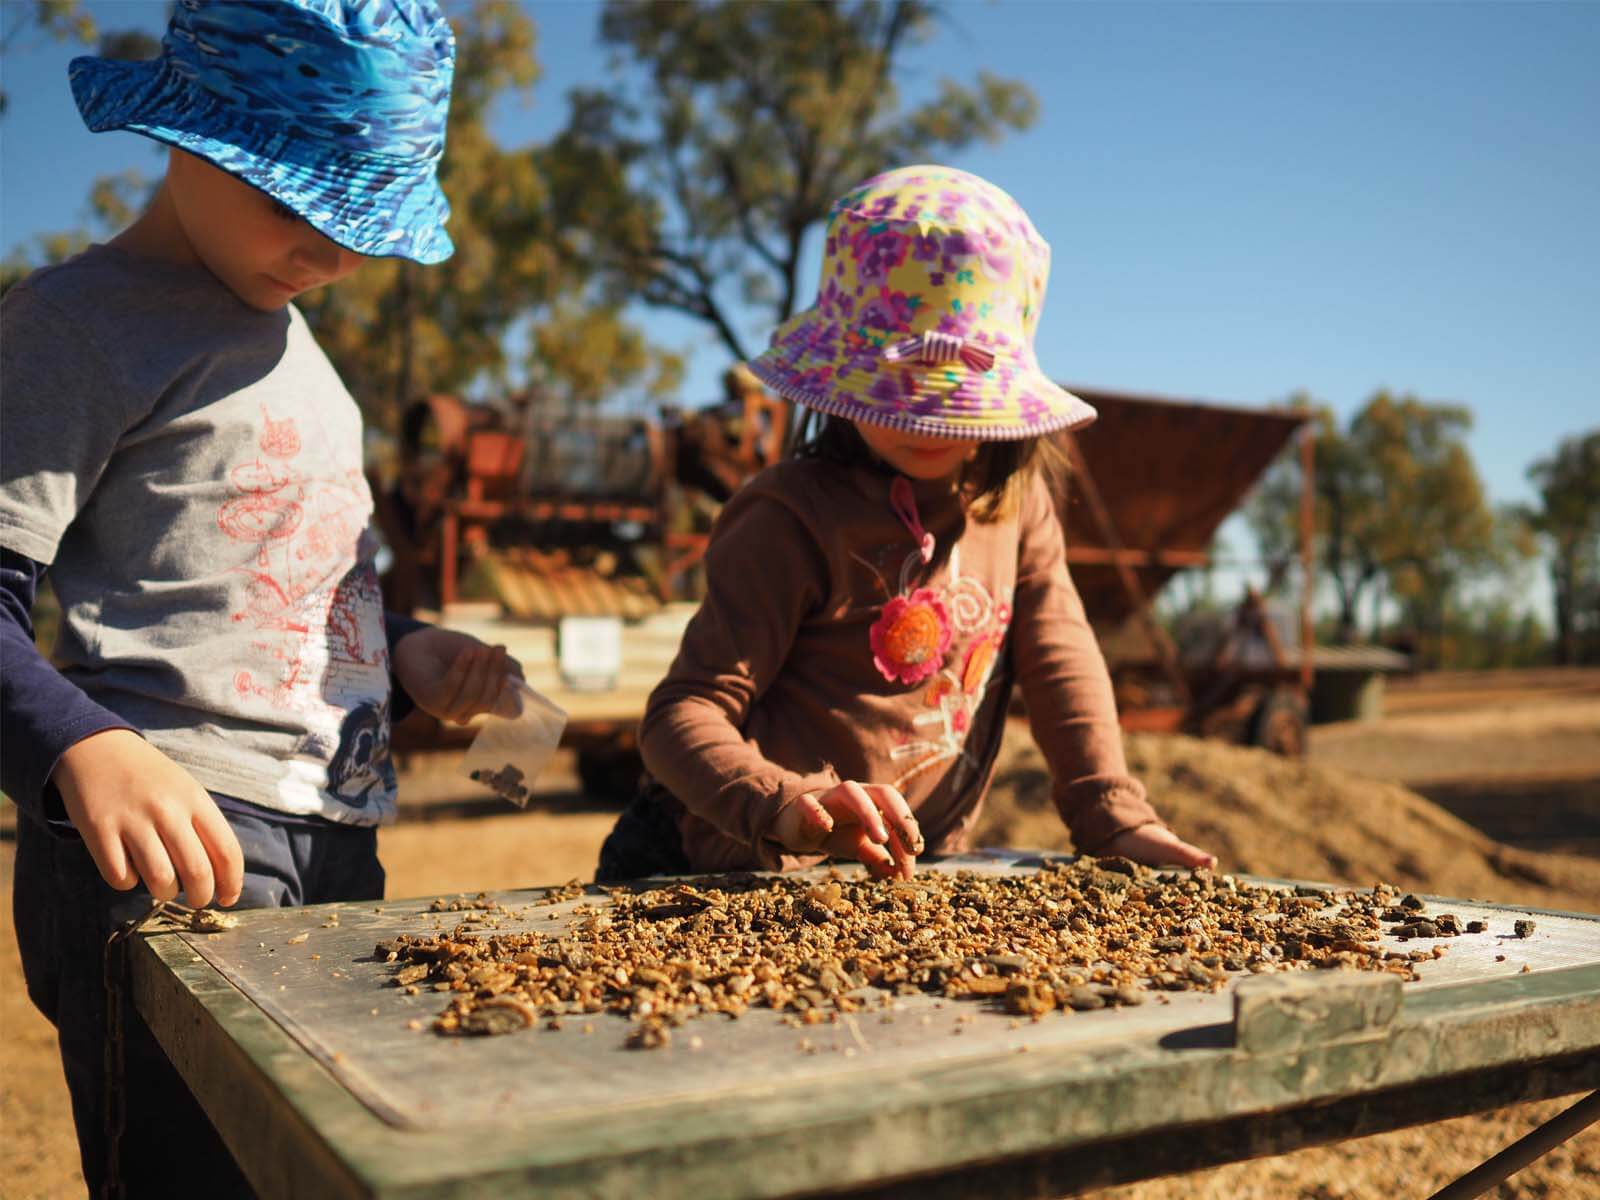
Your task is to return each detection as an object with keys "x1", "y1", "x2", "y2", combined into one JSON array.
[
  {"x1": 890, "y1": 476, "x2": 936, "y2": 564},
  {"x1": 882, "y1": 330, "x2": 996, "y2": 372}
]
